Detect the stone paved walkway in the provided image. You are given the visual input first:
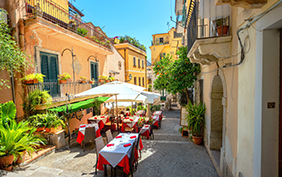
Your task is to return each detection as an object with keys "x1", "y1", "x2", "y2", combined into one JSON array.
[{"x1": 3, "y1": 110, "x2": 218, "y2": 177}]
